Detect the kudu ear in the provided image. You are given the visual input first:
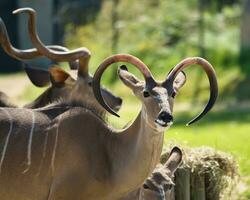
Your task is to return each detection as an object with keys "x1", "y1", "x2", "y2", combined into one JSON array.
[
  {"x1": 23, "y1": 63, "x2": 50, "y2": 87},
  {"x1": 118, "y1": 65, "x2": 142, "y2": 90},
  {"x1": 164, "y1": 146, "x2": 182, "y2": 174},
  {"x1": 49, "y1": 66, "x2": 71, "y2": 87},
  {"x1": 173, "y1": 71, "x2": 186, "y2": 92}
]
